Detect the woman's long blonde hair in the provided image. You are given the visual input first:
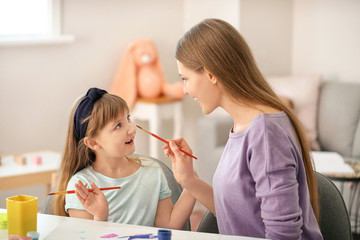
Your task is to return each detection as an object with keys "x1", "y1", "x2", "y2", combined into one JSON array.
[
  {"x1": 176, "y1": 18, "x2": 319, "y2": 221},
  {"x1": 54, "y1": 93, "x2": 130, "y2": 216}
]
